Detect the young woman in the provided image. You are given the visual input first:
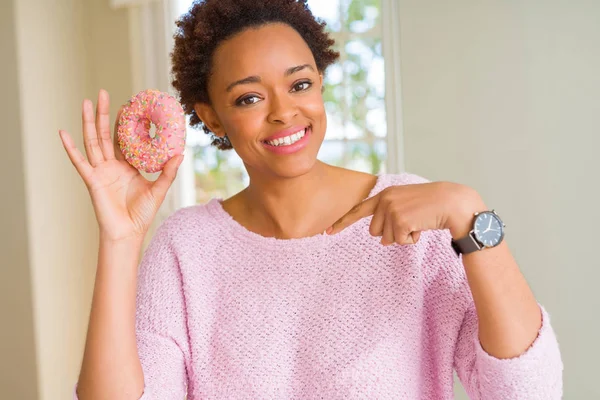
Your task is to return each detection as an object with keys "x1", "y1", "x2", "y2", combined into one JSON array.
[{"x1": 63, "y1": 0, "x2": 562, "y2": 398}]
